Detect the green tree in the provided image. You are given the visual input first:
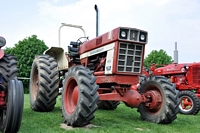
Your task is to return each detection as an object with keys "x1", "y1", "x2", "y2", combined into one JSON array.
[
  {"x1": 4, "y1": 35, "x2": 48, "y2": 93},
  {"x1": 144, "y1": 49, "x2": 173, "y2": 68}
]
